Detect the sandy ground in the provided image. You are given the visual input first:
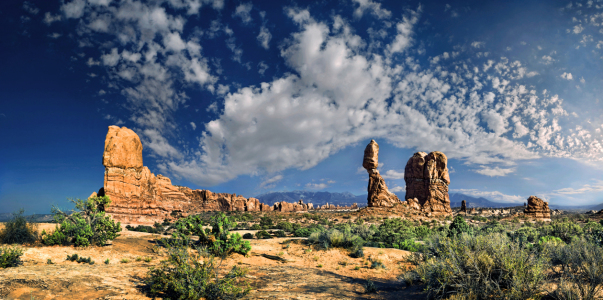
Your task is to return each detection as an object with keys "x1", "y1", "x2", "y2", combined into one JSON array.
[{"x1": 0, "y1": 224, "x2": 426, "y2": 300}]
